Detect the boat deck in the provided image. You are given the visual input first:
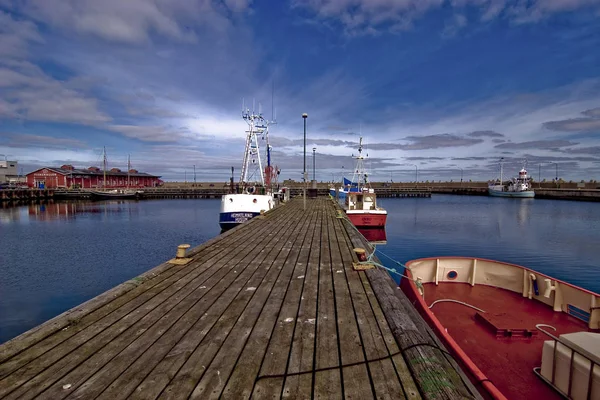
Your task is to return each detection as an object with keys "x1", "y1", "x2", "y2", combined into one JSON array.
[
  {"x1": 423, "y1": 282, "x2": 592, "y2": 400},
  {"x1": 0, "y1": 198, "x2": 477, "y2": 400}
]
